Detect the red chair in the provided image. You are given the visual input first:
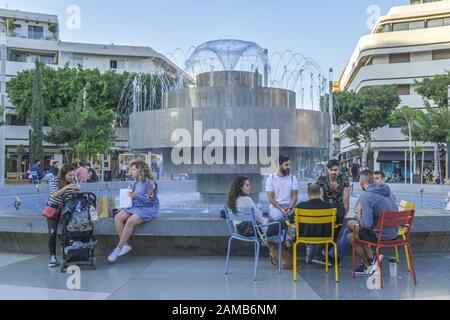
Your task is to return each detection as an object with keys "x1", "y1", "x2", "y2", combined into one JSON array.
[{"x1": 351, "y1": 210, "x2": 417, "y2": 289}]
